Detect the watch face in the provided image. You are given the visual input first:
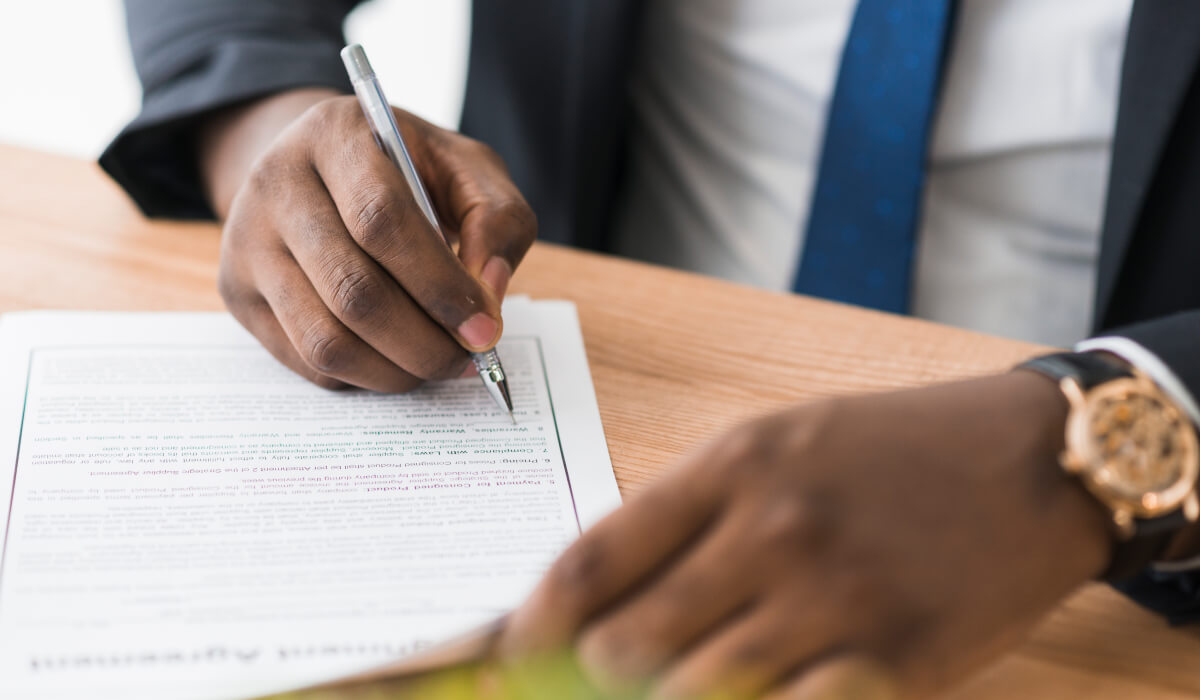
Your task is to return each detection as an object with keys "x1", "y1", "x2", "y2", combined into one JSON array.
[{"x1": 1073, "y1": 378, "x2": 1200, "y2": 516}]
